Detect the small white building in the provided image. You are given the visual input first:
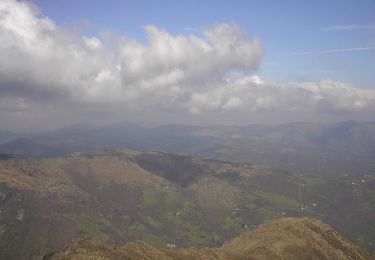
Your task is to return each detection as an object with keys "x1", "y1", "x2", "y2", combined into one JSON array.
[{"x1": 167, "y1": 243, "x2": 176, "y2": 248}]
